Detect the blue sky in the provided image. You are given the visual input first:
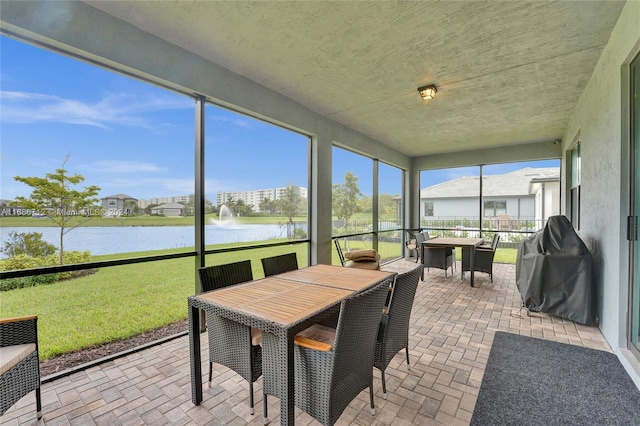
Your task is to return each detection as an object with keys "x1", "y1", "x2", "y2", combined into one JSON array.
[{"x1": 1, "y1": 36, "x2": 559, "y2": 204}]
